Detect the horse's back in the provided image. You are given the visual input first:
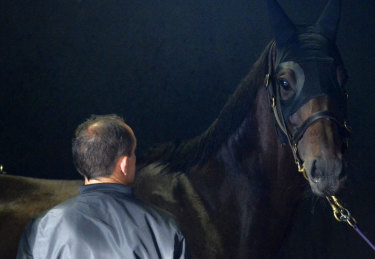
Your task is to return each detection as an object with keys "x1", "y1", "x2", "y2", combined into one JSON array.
[{"x1": 0, "y1": 174, "x2": 82, "y2": 259}]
